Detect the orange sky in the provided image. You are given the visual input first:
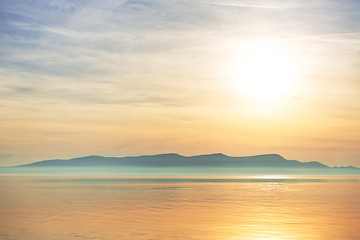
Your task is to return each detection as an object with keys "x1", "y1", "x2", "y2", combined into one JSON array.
[{"x1": 1, "y1": 0, "x2": 360, "y2": 166}]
